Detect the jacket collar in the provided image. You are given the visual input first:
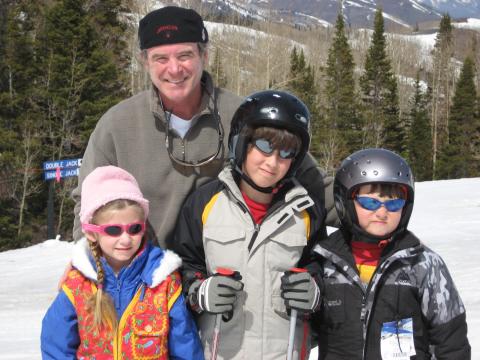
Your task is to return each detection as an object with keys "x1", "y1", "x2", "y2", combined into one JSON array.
[
  {"x1": 315, "y1": 229, "x2": 423, "y2": 265},
  {"x1": 71, "y1": 238, "x2": 182, "y2": 288},
  {"x1": 218, "y1": 166, "x2": 309, "y2": 207}
]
